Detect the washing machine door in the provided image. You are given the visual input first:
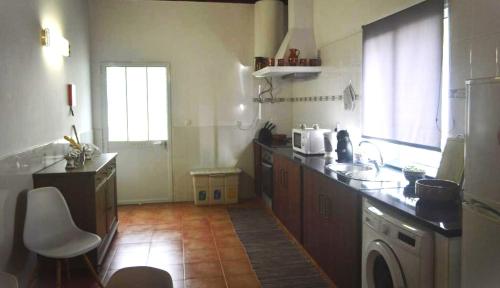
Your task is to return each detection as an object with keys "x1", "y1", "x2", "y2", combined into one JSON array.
[{"x1": 365, "y1": 240, "x2": 406, "y2": 288}]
